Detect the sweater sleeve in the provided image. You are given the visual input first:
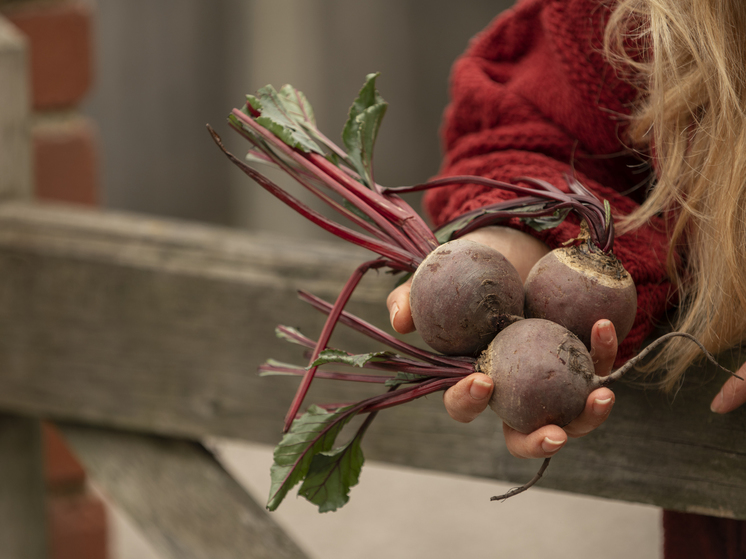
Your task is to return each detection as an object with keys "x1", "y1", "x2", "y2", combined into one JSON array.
[{"x1": 424, "y1": 0, "x2": 673, "y2": 364}]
